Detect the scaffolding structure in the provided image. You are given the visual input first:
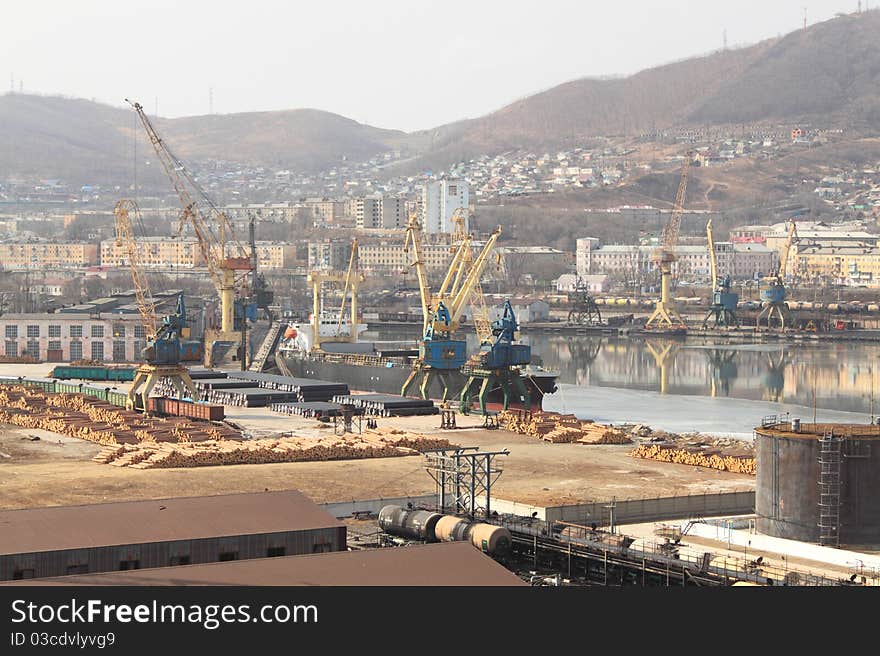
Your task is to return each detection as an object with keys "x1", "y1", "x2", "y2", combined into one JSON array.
[
  {"x1": 424, "y1": 447, "x2": 509, "y2": 518},
  {"x1": 817, "y1": 432, "x2": 843, "y2": 547}
]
